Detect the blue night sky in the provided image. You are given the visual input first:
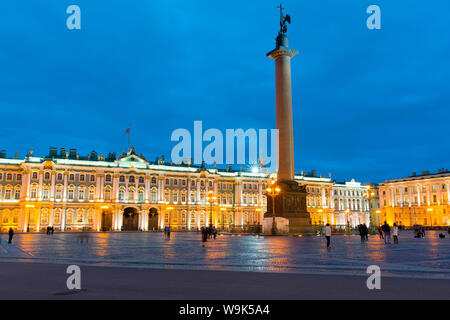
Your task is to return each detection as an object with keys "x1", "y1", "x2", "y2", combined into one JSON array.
[{"x1": 1, "y1": 0, "x2": 449, "y2": 183}]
